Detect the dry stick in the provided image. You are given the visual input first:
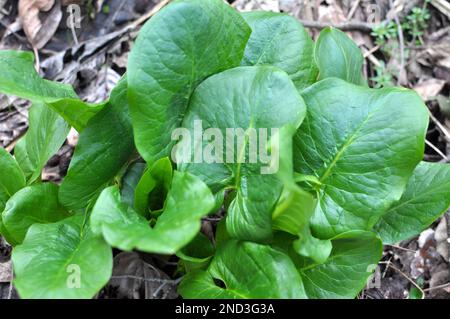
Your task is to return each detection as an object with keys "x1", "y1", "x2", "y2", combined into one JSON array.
[
  {"x1": 299, "y1": 20, "x2": 375, "y2": 32},
  {"x1": 389, "y1": 0, "x2": 406, "y2": 85},
  {"x1": 429, "y1": 111, "x2": 450, "y2": 142},
  {"x1": 346, "y1": 0, "x2": 361, "y2": 20},
  {"x1": 385, "y1": 244, "x2": 416, "y2": 253},
  {"x1": 426, "y1": 140, "x2": 448, "y2": 161},
  {"x1": 7, "y1": 263, "x2": 13, "y2": 299},
  {"x1": 423, "y1": 282, "x2": 450, "y2": 292},
  {"x1": 379, "y1": 261, "x2": 425, "y2": 298},
  {"x1": 127, "y1": 0, "x2": 171, "y2": 30},
  {"x1": 110, "y1": 275, "x2": 181, "y2": 284}
]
